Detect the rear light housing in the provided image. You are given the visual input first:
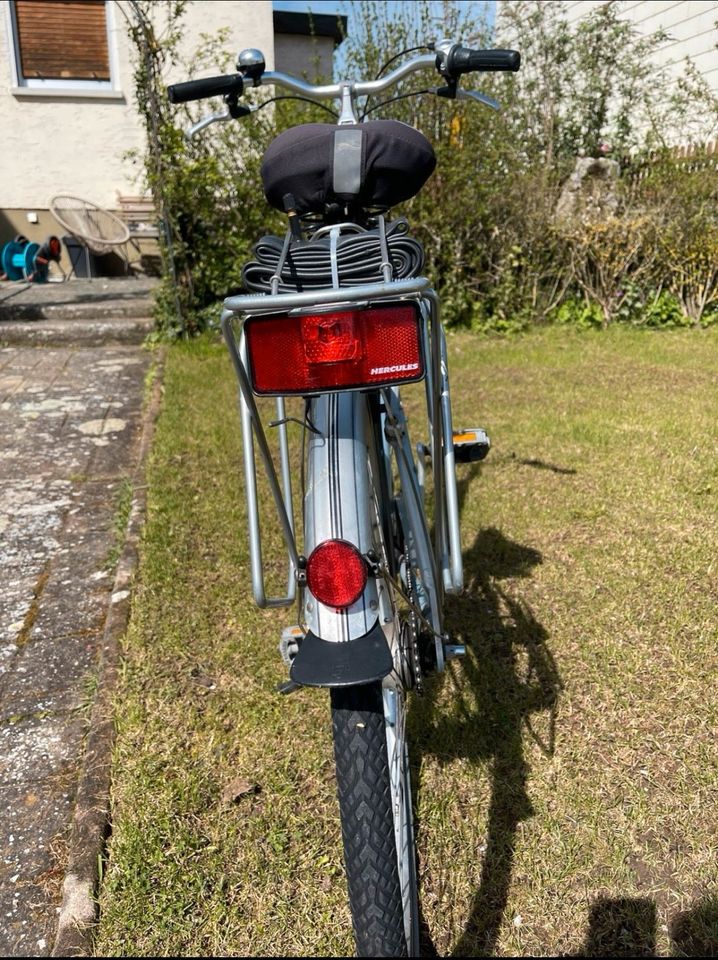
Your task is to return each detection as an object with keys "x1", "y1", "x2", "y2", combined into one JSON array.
[
  {"x1": 306, "y1": 540, "x2": 368, "y2": 609},
  {"x1": 245, "y1": 301, "x2": 424, "y2": 395}
]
